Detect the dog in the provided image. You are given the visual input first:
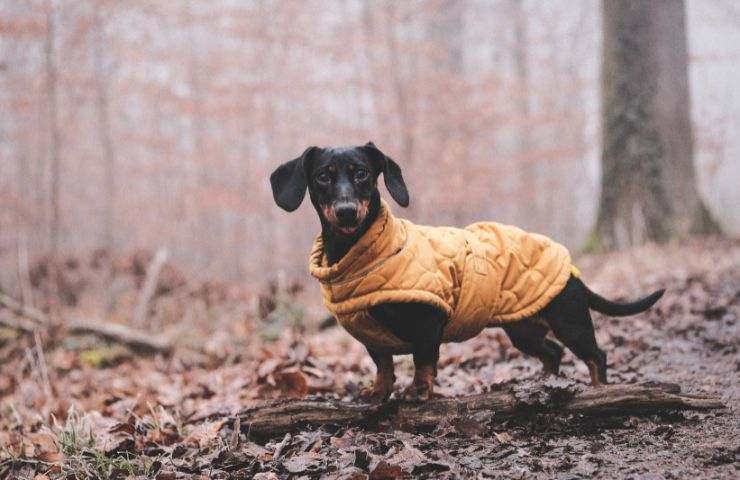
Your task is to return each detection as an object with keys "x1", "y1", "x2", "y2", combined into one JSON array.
[{"x1": 270, "y1": 142, "x2": 664, "y2": 401}]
